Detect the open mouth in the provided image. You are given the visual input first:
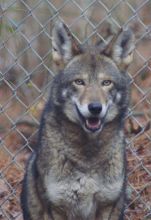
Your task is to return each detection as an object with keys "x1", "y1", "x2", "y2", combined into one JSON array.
[
  {"x1": 75, "y1": 105, "x2": 103, "y2": 132},
  {"x1": 85, "y1": 117, "x2": 101, "y2": 132}
]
